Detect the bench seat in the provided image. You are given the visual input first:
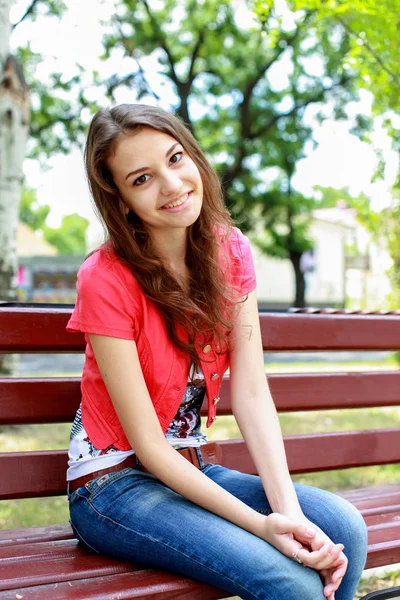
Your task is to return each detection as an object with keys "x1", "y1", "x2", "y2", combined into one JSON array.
[
  {"x1": 1, "y1": 484, "x2": 399, "y2": 599},
  {"x1": 1, "y1": 307, "x2": 400, "y2": 598}
]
